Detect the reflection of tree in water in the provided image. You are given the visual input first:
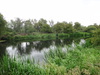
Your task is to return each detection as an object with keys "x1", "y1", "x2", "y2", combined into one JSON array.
[
  {"x1": 16, "y1": 40, "x2": 53, "y2": 55},
  {"x1": 0, "y1": 42, "x2": 19, "y2": 58},
  {"x1": 63, "y1": 38, "x2": 73, "y2": 45},
  {"x1": 0, "y1": 38, "x2": 83, "y2": 56},
  {"x1": 32, "y1": 40, "x2": 53, "y2": 51},
  {"x1": 15, "y1": 38, "x2": 83, "y2": 55},
  {"x1": 53, "y1": 38, "x2": 74, "y2": 47},
  {"x1": 0, "y1": 43, "x2": 8, "y2": 58},
  {"x1": 17, "y1": 43, "x2": 24, "y2": 55},
  {"x1": 54, "y1": 39, "x2": 62, "y2": 46},
  {"x1": 54, "y1": 38, "x2": 82, "y2": 46},
  {"x1": 26, "y1": 42, "x2": 33, "y2": 54},
  {"x1": 17, "y1": 42, "x2": 33, "y2": 55}
]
